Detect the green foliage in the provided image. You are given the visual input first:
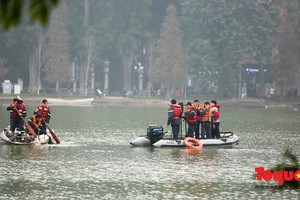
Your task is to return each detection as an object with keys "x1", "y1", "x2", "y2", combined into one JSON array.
[
  {"x1": 181, "y1": 0, "x2": 275, "y2": 95},
  {"x1": 0, "y1": 0, "x2": 60, "y2": 31},
  {"x1": 270, "y1": 149, "x2": 300, "y2": 188},
  {"x1": 43, "y1": 1, "x2": 70, "y2": 86},
  {"x1": 151, "y1": 4, "x2": 185, "y2": 97}
]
